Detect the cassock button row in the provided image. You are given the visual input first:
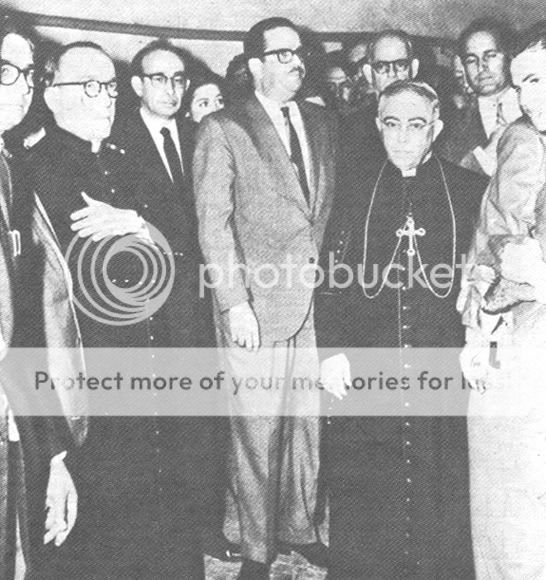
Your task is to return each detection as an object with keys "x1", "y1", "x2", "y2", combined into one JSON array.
[
  {"x1": 402, "y1": 324, "x2": 411, "y2": 330},
  {"x1": 403, "y1": 343, "x2": 410, "y2": 348},
  {"x1": 404, "y1": 421, "x2": 411, "y2": 427},
  {"x1": 104, "y1": 170, "x2": 109, "y2": 176},
  {"x1": 155, "y1": 430, "x2": 160, "y2": 436},
  {"x1": 406, "y1": 478, "x2": 412, "y2": 484},
  {"x1": 402, "y1": 305, "x2": 410, "y2": 311},
  {"x1": 405, "y1": 440, "x2": 411, "y2": 447},
  {"x1": 406, "y1": 459, "x2": 411, "y2": 465},
  {"x1": 110, "y1": 188, "x2": 115, "y2": 194}
]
